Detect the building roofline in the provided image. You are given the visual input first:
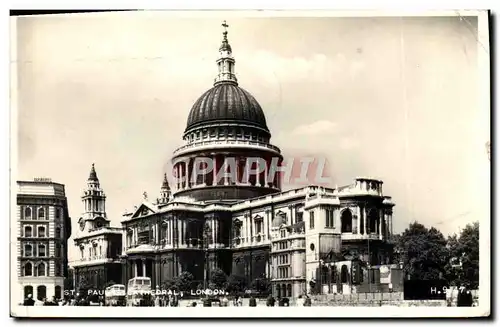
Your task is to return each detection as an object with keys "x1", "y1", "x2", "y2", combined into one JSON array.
[{"x1": 17, "y1": 180, "x2": 66, "y2": 187}]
